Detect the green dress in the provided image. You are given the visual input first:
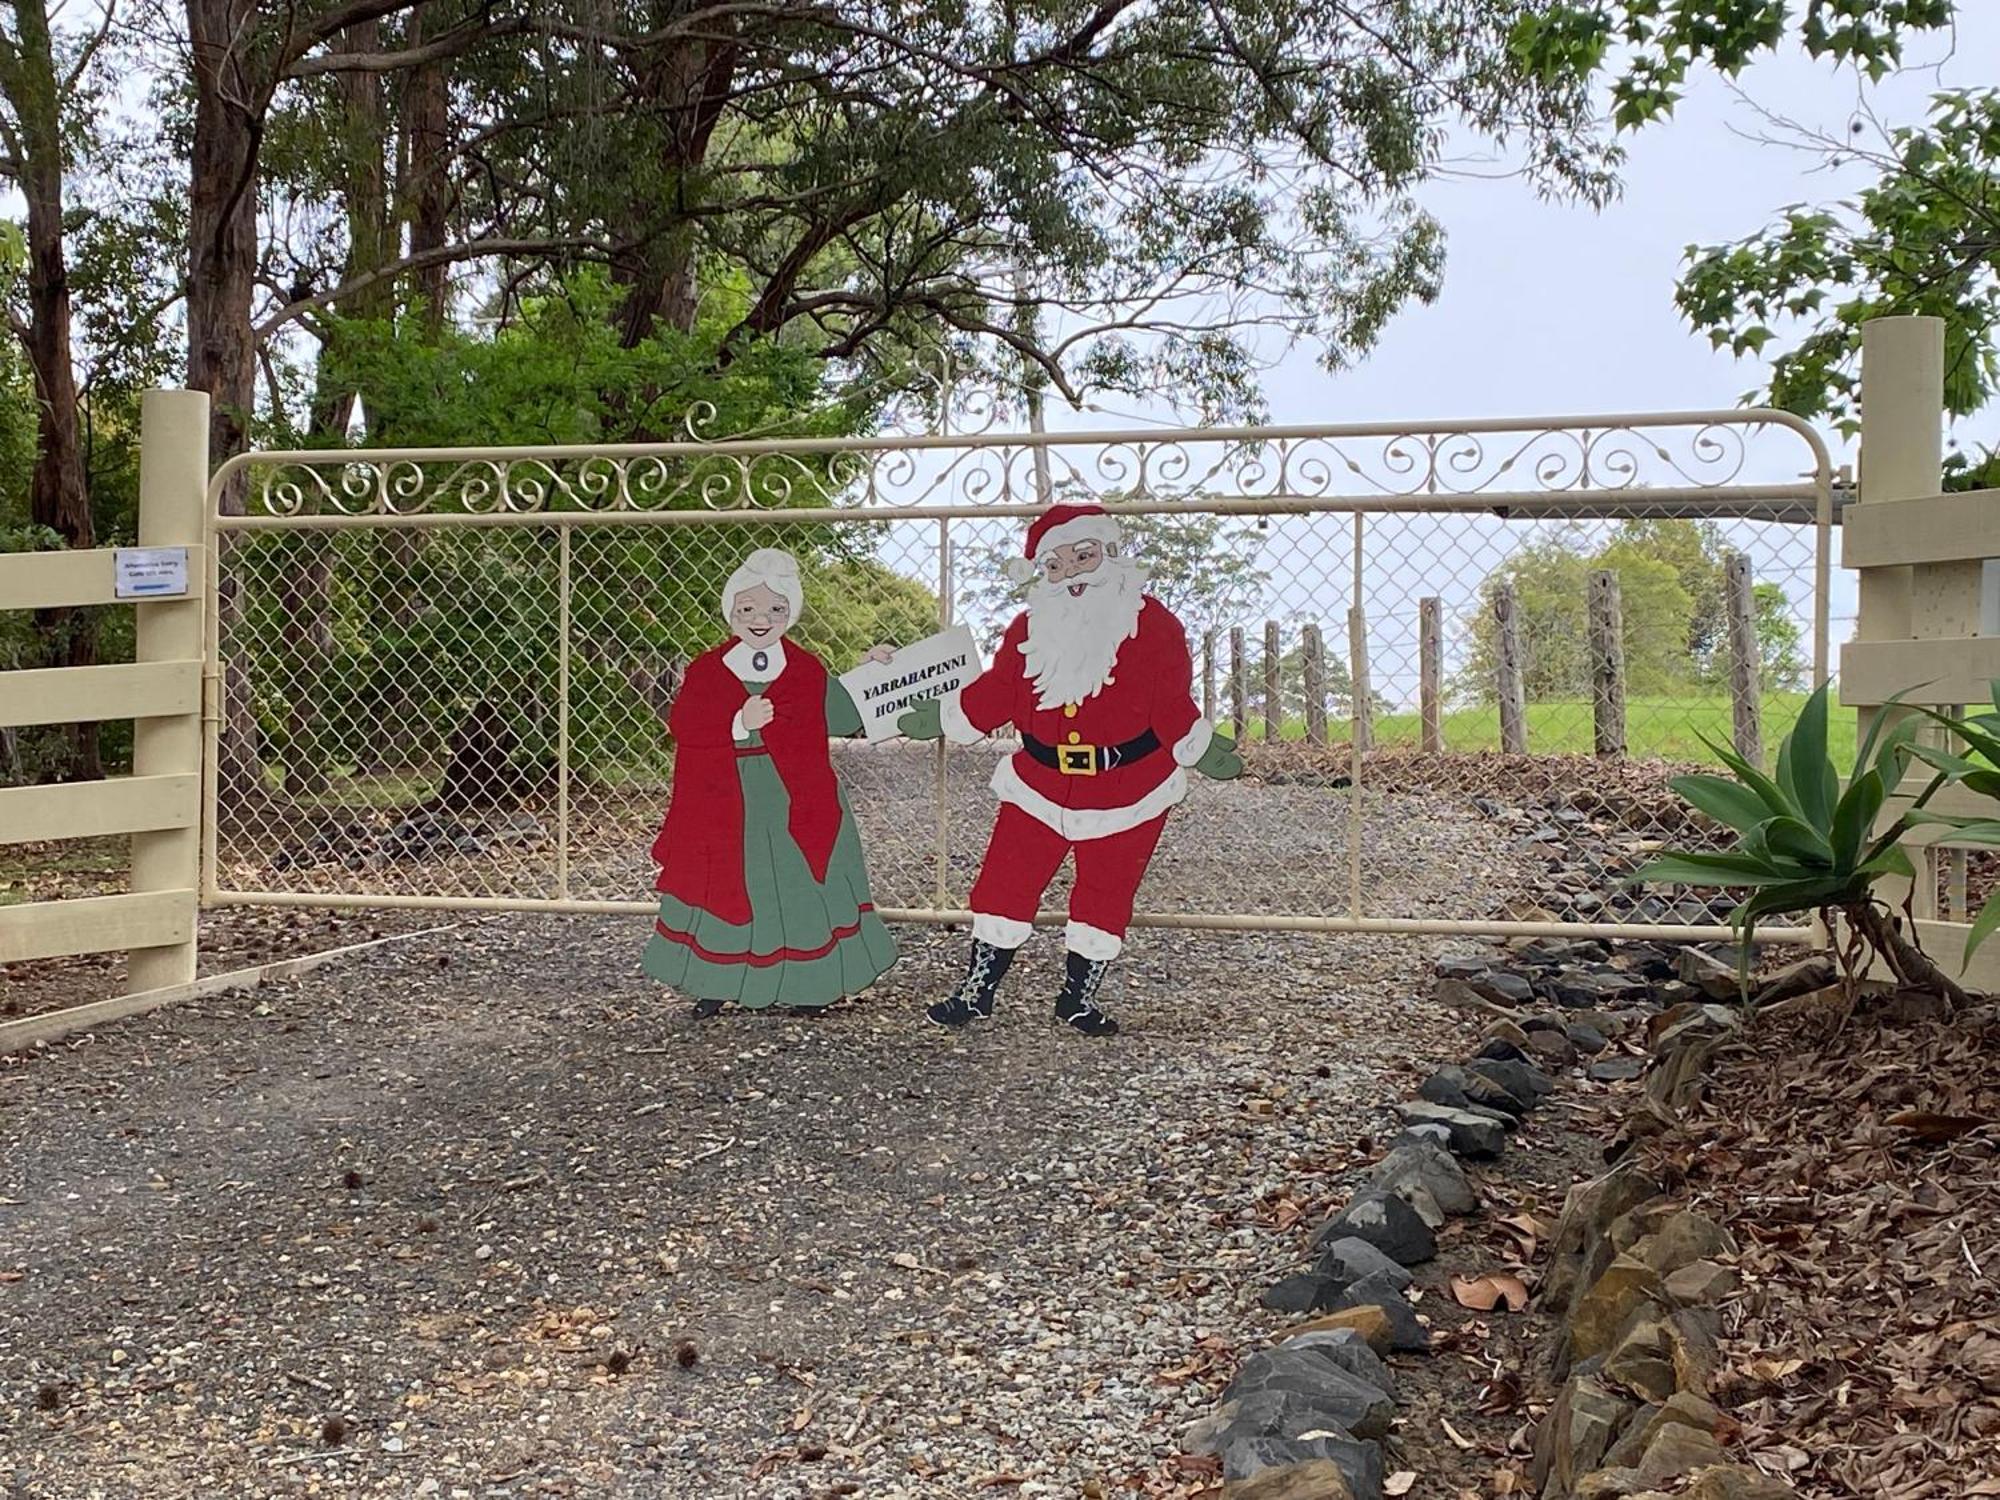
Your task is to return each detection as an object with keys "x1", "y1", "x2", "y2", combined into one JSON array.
[{"x1": 645, "y1": 675, "x2": 898, "y2": 1007}]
